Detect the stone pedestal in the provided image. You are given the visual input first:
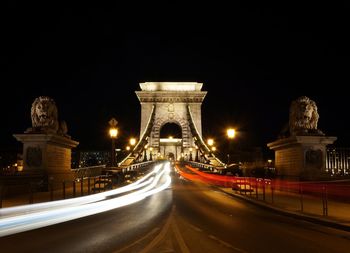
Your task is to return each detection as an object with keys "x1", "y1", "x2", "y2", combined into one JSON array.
[
  {"x1": 267, "y1": 136, "x2": 337, "y2": 180},
  {"x1": 14, "y1": 134, "x2": 79, "y2": 183}
]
